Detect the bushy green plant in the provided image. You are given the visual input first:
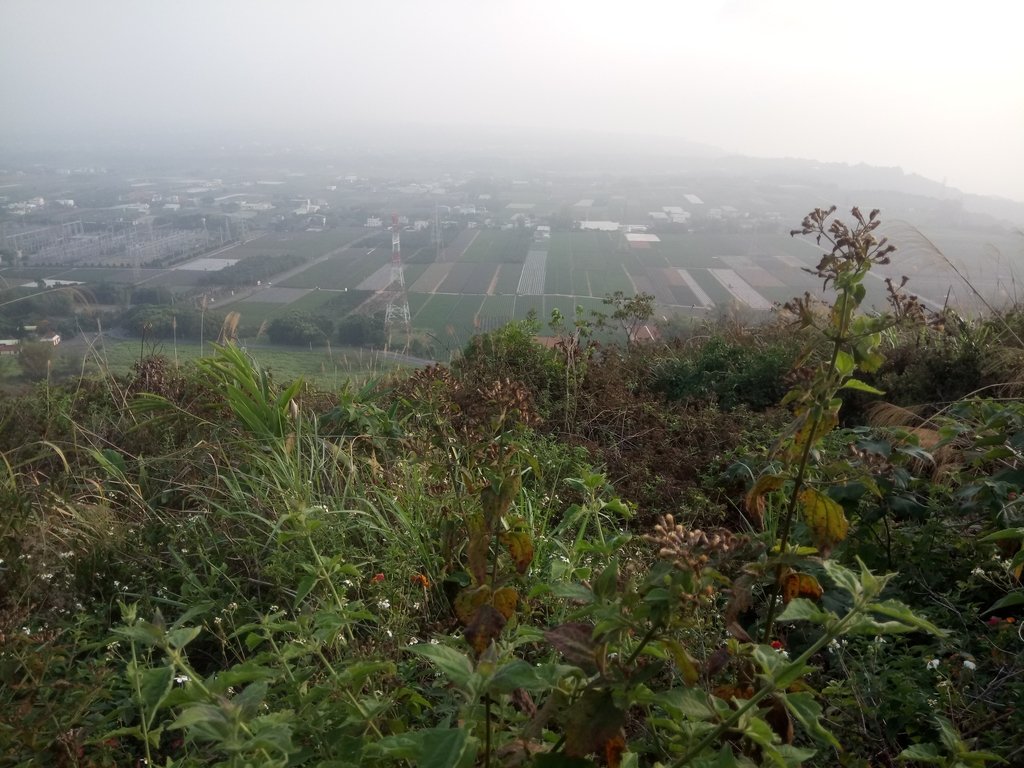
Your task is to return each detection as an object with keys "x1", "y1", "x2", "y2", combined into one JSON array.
[{"x1": 653, "y1": 336, "x2": 798, "y2": 411}]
